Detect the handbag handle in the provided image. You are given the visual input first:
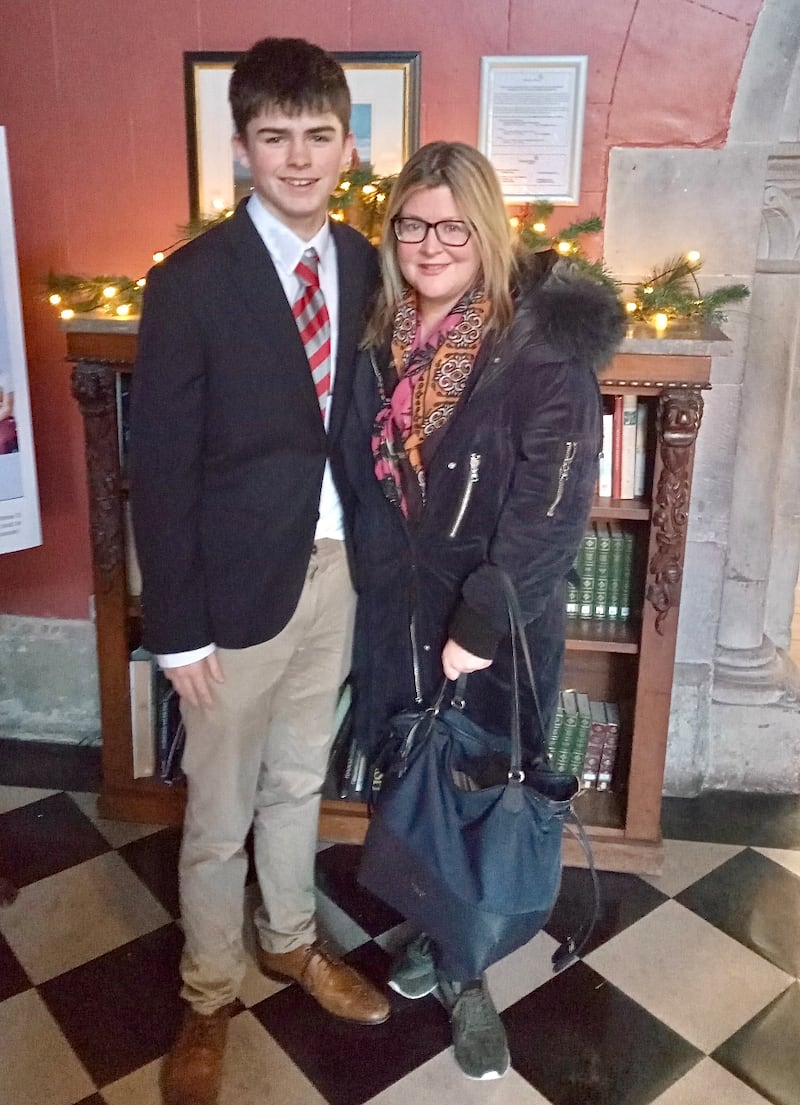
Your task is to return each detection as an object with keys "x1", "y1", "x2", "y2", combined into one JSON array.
[{"x1": 500, "y1": 570, "x2": 547, "y2": 777}]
